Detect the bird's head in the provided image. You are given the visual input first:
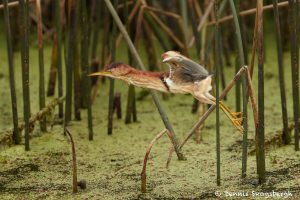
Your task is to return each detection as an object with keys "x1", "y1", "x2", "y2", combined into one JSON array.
[{"x1": 89, "y1": 63, "x2": 133, "y2": 79}]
